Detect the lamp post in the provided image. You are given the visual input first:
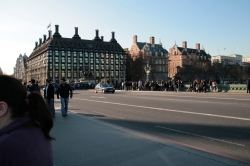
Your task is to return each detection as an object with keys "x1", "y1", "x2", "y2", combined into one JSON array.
[{"x1": 144, "y1": 60, "x2": 151, "y2": 81}]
